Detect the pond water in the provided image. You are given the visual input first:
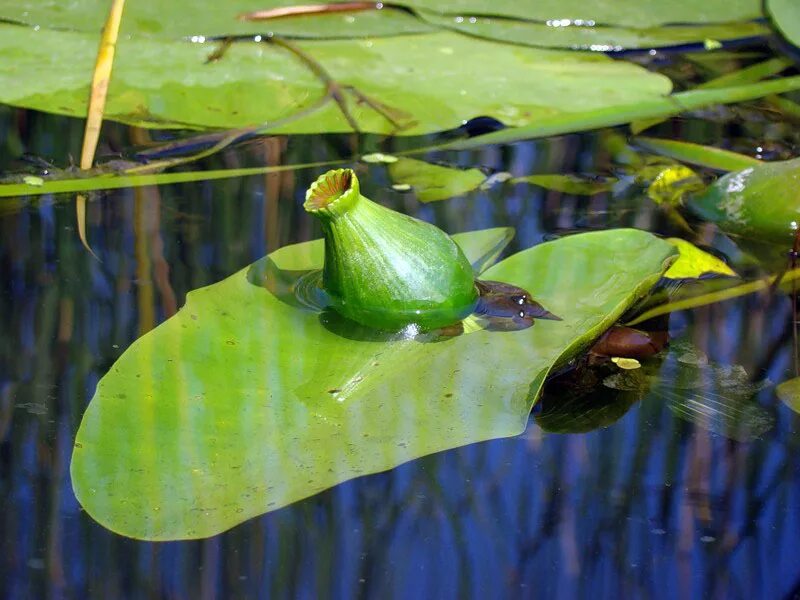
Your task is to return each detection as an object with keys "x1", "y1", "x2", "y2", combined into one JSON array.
[{"x1": 3, "y1": 51, "x2": 800, "y2": 598}]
